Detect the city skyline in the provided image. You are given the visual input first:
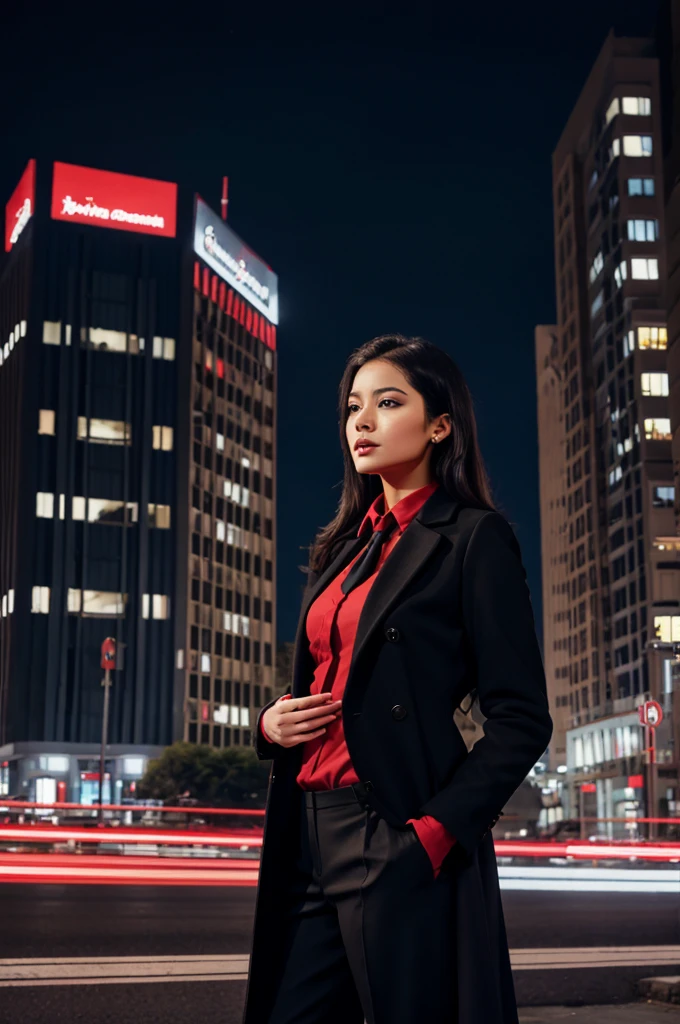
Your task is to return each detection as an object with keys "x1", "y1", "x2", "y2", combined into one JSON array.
[{"x1": 0, "y1": 1, "x2": 661, "y2": 646}]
